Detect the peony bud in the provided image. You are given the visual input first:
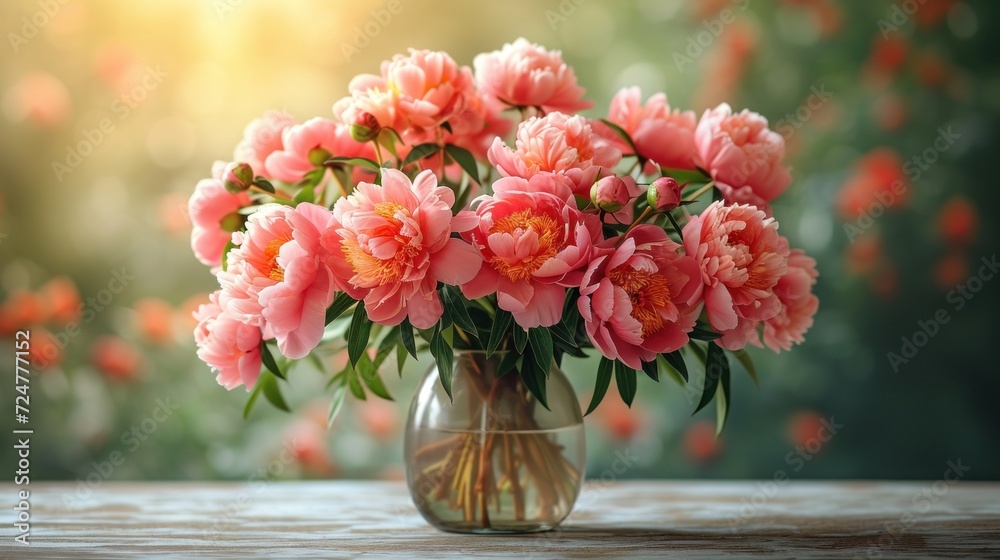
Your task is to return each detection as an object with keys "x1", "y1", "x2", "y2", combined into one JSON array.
[
  {"x1": 223, "y1": 162, "x2": 254, "y2": 194},
  {"x1": 349, "y1": 112, "x2": 381, "y2": 143},
  {"x1": 647, "y1": 177, "x2": 683, "y2": 212},
  {"x1": 590, "y1": 176, "x2": 632, "y2": 213}
]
